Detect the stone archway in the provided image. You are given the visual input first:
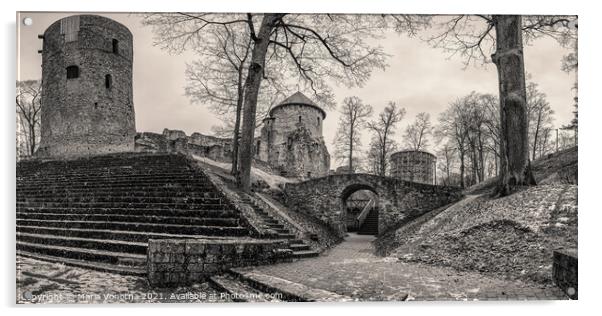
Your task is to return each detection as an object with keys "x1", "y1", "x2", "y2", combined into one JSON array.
[{"x1": 283, "y1": 173, "x2": 463, "y2": 237}]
